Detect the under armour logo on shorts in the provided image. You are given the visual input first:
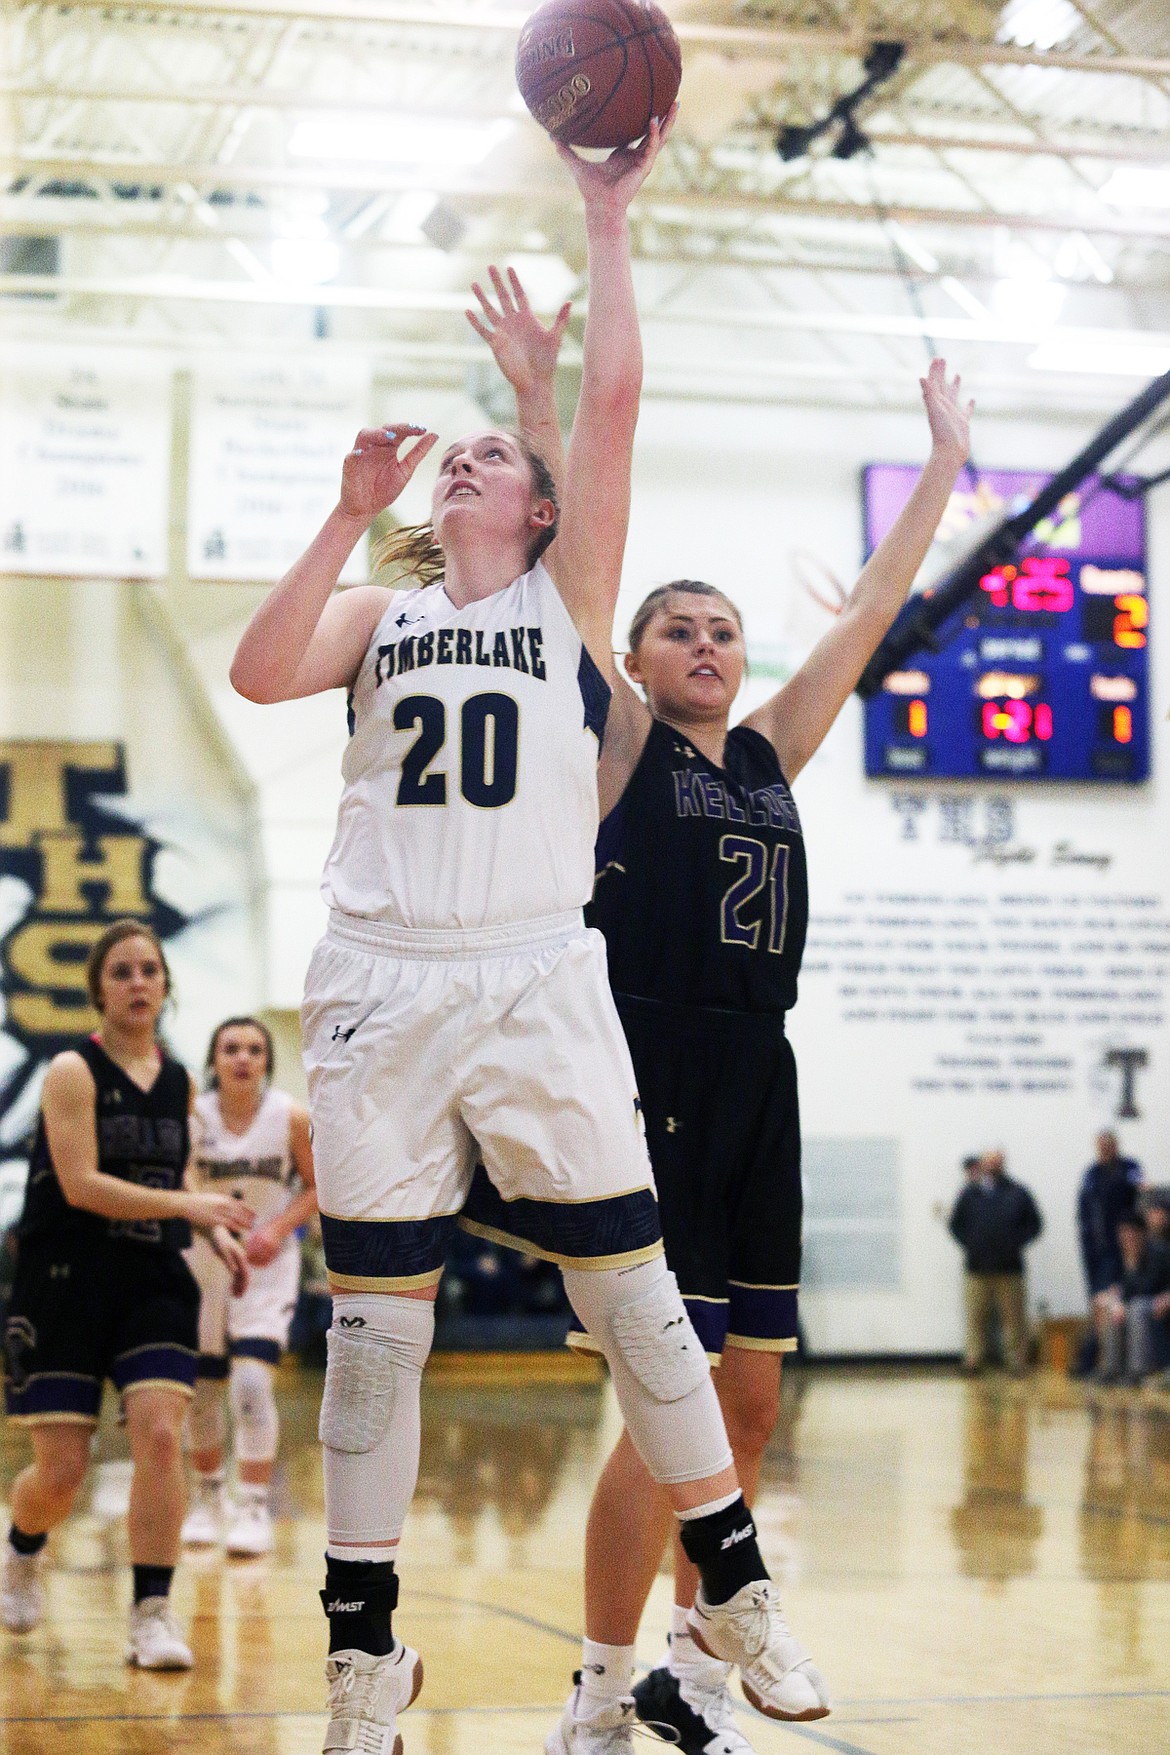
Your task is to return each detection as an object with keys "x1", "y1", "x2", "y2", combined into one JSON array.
[{"x1": 331, "y1": 1024, "x2": 358, "y2": 1043}]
